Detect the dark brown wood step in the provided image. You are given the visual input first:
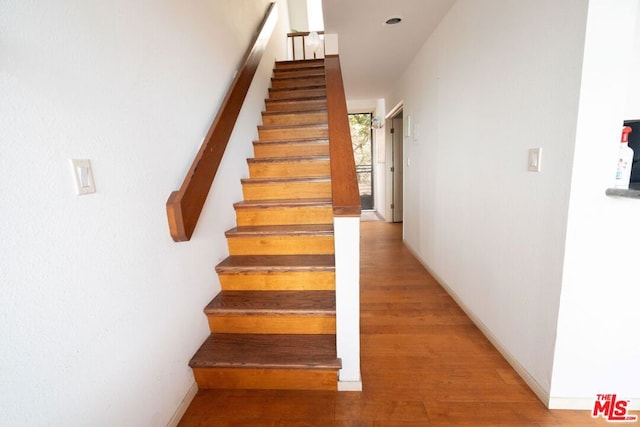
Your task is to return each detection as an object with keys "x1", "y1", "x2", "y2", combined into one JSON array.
[
  {"x1": 268, "y1": 86, "x2": 326, "y2": 100},
  {"x1": 189, "y1": 333, "x2": 341, "y2": 370},
  {"x1": 234, "y1": 197, "x2": 332, "y2": 209},
  {"x1": 275, "y1": 59, "x2": 325, "y2": 71},
  {"x1": 241, "y1": 175, "x2": 331, "y2": 200},
  {"x1": 233, "y1": 198, "x2": 333, "y2": 226},
  {"x1": 258, "y1": 123, "x2": 328, "y2": 141},
  {"x1": 261, "y1": 110, "x2": 327, "y2": 126},
  {"x1": 203, "y1": 291, "x2": 336, "y2": 333},
  {"x1": 225, "y1": 223, "x2": 333, "y2": 238},
  {"x1": 270, "y1": 82, "x2": 326, "y2": 92},
  {"x1": 247, "y1": 155, "x2": 330, "y2": 179},
  {"x1": 271, "y1": 75, "x2": 326, "y2": 90},
  {"x1": 258, "y1": 123, "x2": 328, "y2": 131},
  {"x1": 265, "y1": 97, "x2": 327, "y2": 113},
  {"x1": 273, "y1": 68, "x2": 325, "y2": 79},
  {"x1": 204, "y1": 291, "x2": 335, "y2": 315},
  {"x1": 241, "y1": 176, "x2": 330, "y2": 185},
  {"x1": 215, "y1": 255, "x2": 336, "y2": 292},
  {"x1": 216, "y1": 254, "x2": 335, "y2": 274},
  {"x1": 248, "y1": 155, "x2": 329, "y2": 164},
  {"x1": 253, "y1": 138, "x2": 330, "y2": 158},
  {"x1": 225, "y1": 224, "x2": 334, "y2": 256}
]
